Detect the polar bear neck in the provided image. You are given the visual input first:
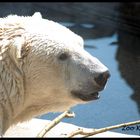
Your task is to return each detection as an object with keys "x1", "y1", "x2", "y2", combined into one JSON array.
[
  {"x1": 0, "y1": 29, "x2": 25, "y2": 135},
  {"x1": 0, "y1": 49, "x2": 25, "y2": 135},
  {"x1": 0, "y1": 15, "x2": 33, "y2": 135}
]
